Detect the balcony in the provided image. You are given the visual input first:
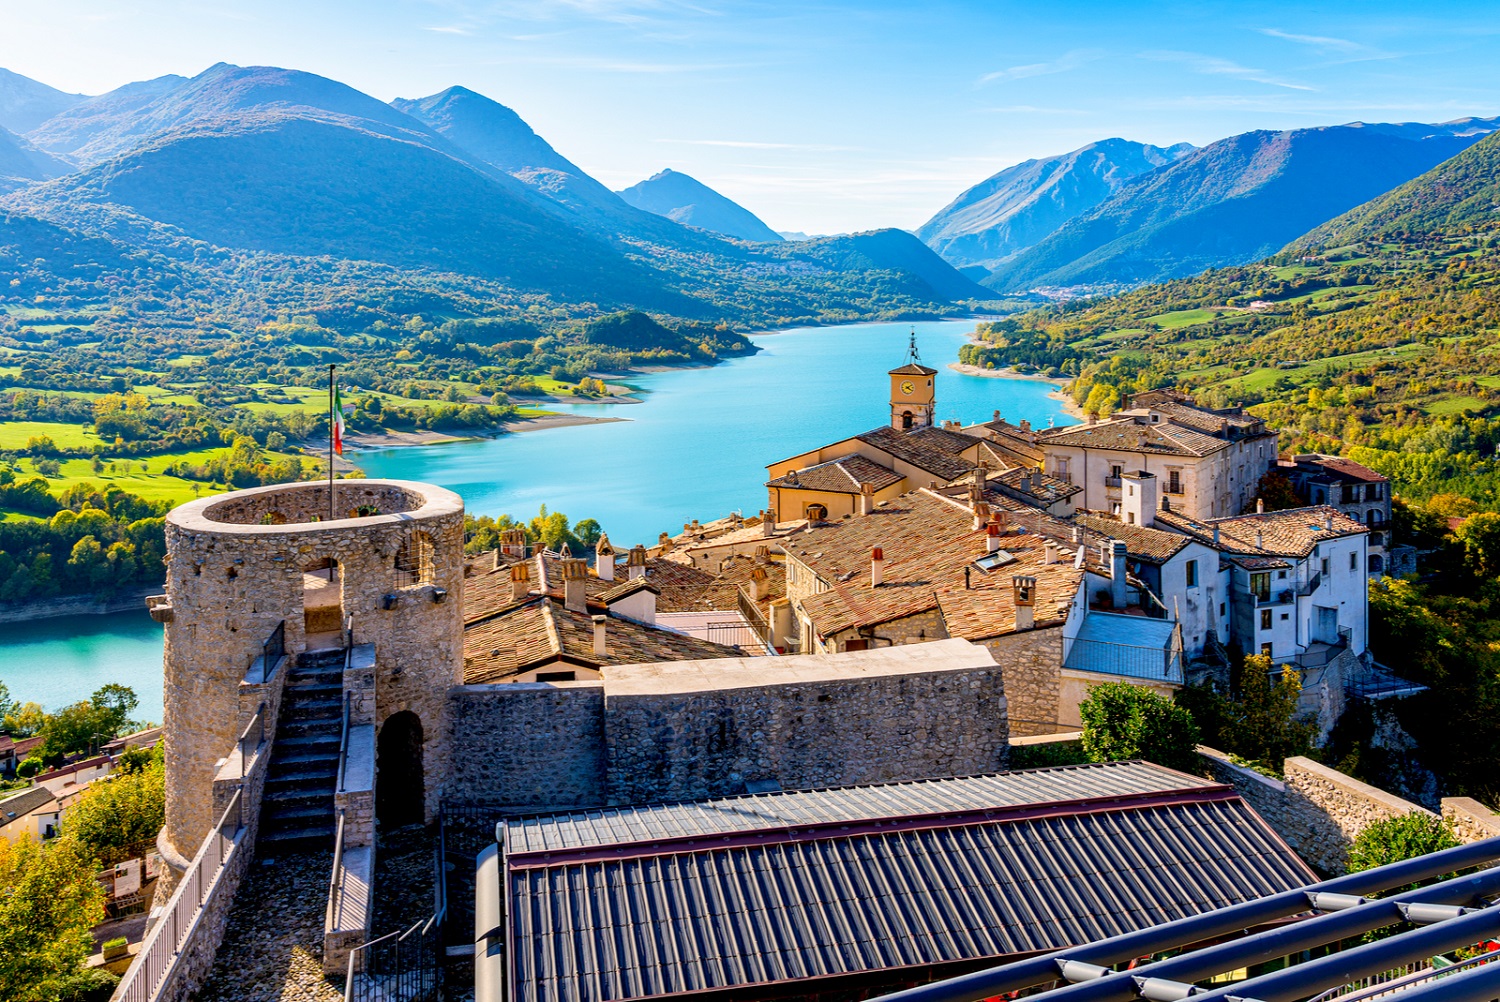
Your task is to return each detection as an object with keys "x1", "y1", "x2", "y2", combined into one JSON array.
[
  {"x1": 1298, "y1": 571, "x2": 1321, "y2": 597},
  {"x1": 1103, "y1": 476, "x2": 1122, "y2": 489}
]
